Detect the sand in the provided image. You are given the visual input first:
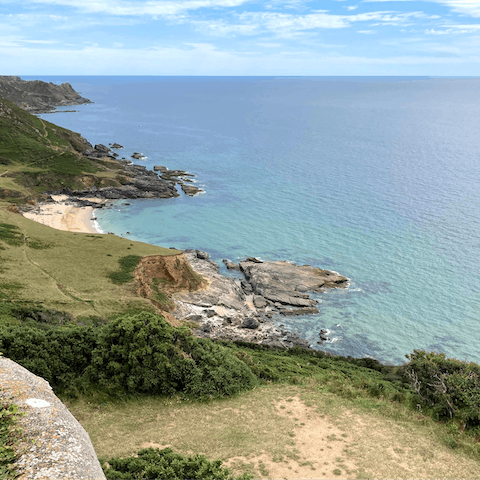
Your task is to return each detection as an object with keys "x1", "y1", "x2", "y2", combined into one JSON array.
[{"x1": 22, "y1": 195, "x2": 103, "y2": 234}]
